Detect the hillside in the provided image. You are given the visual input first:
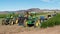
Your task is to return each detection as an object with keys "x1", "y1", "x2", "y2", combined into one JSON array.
[{"x1": 0, "y1": 8, "x2": 60, "y2": 14}]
